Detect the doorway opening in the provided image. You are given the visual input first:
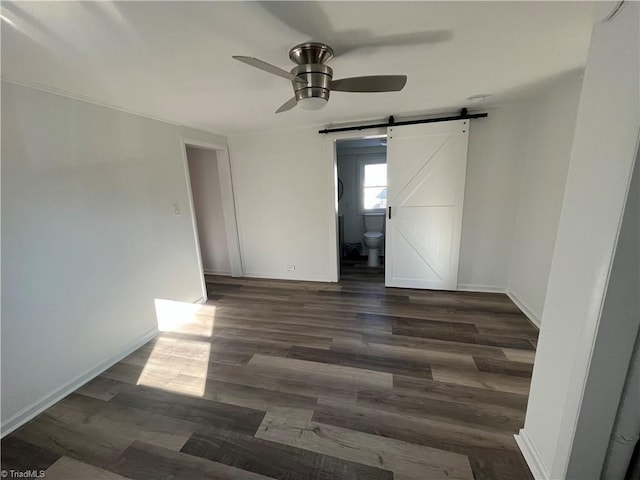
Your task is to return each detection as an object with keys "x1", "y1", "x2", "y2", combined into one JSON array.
[
  {"x1": 182, "y1": 140, "x2": 242, "y2": 301},
  {"x1": 336, "y1": 136, "x2": 387, "y2": 283}
]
